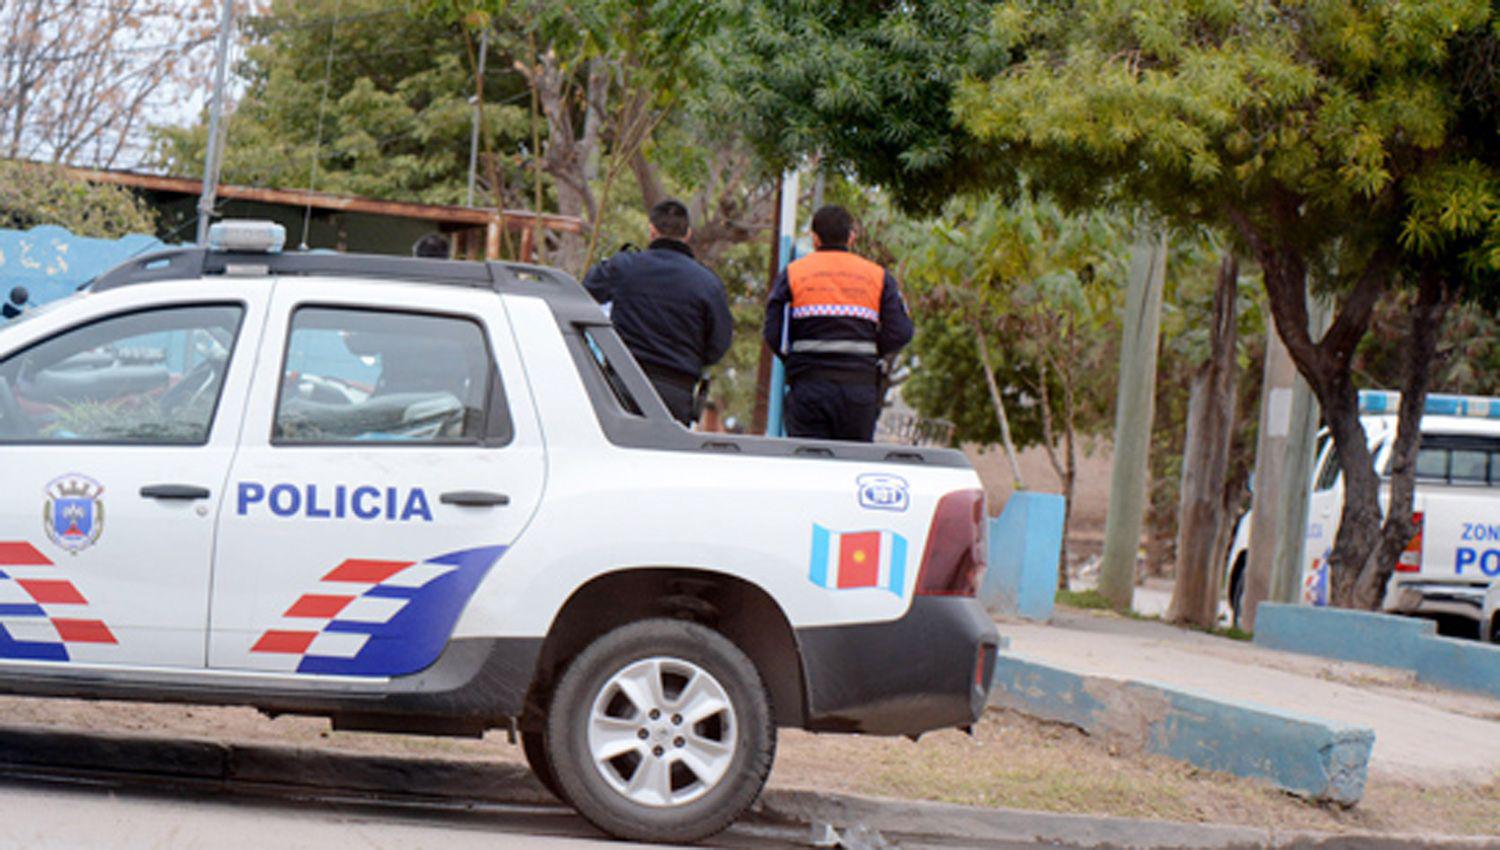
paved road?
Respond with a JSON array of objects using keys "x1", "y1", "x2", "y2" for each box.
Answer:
[{"x1": 0, "y1": 774, "x2": 805, "y2": 850}]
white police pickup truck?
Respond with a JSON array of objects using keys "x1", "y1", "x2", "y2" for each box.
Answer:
[
  {"x1": 1226, "y1": 392, "x2": 1500, "y2": 642},
  {"x1": 0, "y1": 222, "x2": 997, "y2": 843}
]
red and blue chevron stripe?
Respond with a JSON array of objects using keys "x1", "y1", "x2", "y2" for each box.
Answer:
[
  {"x1": 250, "y1": 544, "x2": 507, "y2": 677},
  {"x1": 0, "y1": 541, "x2": 117, "y2": 661}
]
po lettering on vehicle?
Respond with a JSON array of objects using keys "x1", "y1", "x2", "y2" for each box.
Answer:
[
  {"x1": 1454, "y1": 521, "x2": 1500, "y2": 577},
  {"x1": 237, "y1": 482, "x2": 434, "y2": 522}
]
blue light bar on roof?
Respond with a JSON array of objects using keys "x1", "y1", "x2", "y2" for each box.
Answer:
[{"x1": 1358, "y1": 390, "x2": 1500, "y2": 418}]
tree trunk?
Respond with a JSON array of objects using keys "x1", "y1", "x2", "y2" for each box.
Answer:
[
  {"x1": 972, "y1": 318, "x2": 1025, "y2": 490},
  {"x1": 1168, "y1": 254, "x2": 1239, "y2": 627},
  {"x1": 1228, "y1": 198, "x2": 1393, "y2": 609},
  {"x1": 1352, "y1": 271, "x2": 1451, "y2": 609}
]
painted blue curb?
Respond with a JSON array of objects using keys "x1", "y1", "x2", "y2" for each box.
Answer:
[
  {"x1": 989, "y1": 653, "x2": 1373, "y2": 804},
  {"x1": 0, "y1": 225, "x2": 164, "y2": 314},
  {"x1": 1255, "y1": 602, "x2": 1500, "y2": 699},
  {"x1": 981, "y1": 492, "x2": 1066, "y2": 621}
]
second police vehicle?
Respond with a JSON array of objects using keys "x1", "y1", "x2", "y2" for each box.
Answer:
[{"x1": 1226, "y1": 391, "x2": 1500, "y2": 642}]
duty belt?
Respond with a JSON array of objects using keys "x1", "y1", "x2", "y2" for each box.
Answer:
[{"x1": 790, "y1": 339, "x2": 879, "y2": 355}]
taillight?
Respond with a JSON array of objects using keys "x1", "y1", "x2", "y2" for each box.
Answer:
[
  {"x1": 1396, "y1": 512, "x2": 1424, "y2": 573},
  {"x1": 916, "y1": 489, "x2": 987, "y2": 596}
]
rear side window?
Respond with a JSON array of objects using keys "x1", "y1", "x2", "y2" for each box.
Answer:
[
  {"x1": 580, "y1": 327, "x2": 643, "y2": 416},
  {"x1": 274, "y1": 307, "x2": 503, "y2": 444},
  {"x1": 1403, "y1": 434, "x2": 1500, "y2": 487},
  {"x1": 0, "y1": 304, "x2": 243, "y2": 444}
]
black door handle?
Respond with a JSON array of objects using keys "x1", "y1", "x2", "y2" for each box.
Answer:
[
  {"x1": 439, "y1": 490, "x2": 510, "y2": 507},
  {"x1": 140, "y1": 484, "x2": 211, "y2": 500}
]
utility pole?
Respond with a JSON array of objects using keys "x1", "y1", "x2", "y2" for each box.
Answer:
[
  {"x1": 196, "y1": 0, "x2": 235, "y2": 244},
  {"x1": 1243, "y1": 316, "x2": 1299, "y2": 629},
  {"x1": 1269, "y1": 298, "x2": 1332, "y2": 605},
  {"x1": 763, "y1": 170, "x2": 800, "y2": 437},
  {"x1": 1097, "y1": 230, "x2": 1168, "y2": 610},
  {"x1": 465, "y1": 29, "x2": 489, "y2": 208}
]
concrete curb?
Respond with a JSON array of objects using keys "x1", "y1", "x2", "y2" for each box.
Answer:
[
  {"x1": 1255, "y1": 602, "x2": 1500, "y2": 699},
  {"x1": 0, "y1": 724, "x2": 1491, "y2": 849},
  {"x1": 989, "y1": 653, "x2": 1374, "y2": 805},
  {"x1": 757, "y1": 789, "x2": 1500, "y2": 849}
]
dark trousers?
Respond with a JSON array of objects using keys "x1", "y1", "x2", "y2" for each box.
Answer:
[
  {"x1": 642, "y1": 363, "x2": 697, "y2": 426},
  {"x1": 785, "y1": 379, "x2": 881, "y2": 442}
]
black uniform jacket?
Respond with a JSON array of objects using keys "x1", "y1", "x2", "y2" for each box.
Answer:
[{"x1": 582, "y1": 238, "x2": 734, "y2": 382}]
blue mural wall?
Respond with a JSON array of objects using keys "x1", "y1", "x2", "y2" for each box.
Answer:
[{"x1": 0, "y1": 225, "x2": 165, "y2": 318}]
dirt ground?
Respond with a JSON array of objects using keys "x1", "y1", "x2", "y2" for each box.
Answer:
[{"x1": 0, "y1": 694, "x2": 1494, "y2": 838}]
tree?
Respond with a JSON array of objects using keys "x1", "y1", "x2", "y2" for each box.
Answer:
[
  {"x1": 2, "y1": 0, "x2": 220, "y2": 167},
  {"x1": 894, "y1": 195, "x2": 1123, "y2": 582},
  {"x1": 732, "y1": 0, "x2": 1500, "y2": 610},
  {"x1": 955, "y1": 0, "x2": 1499, "y2": 611},
  {"x1": 419, "y1": 0, "x2": 728, "y2": 274},
  {"x1": 0, "y1": 161, "x2": 158, "y2": 237},
  {"x1": 153, "y1": 0, "x2": 532, "y2": 209}
]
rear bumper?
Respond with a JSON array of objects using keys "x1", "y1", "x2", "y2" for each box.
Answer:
[
  {"x1": 795, "y1": 596, "x2": 999, "y2": 736},
  {"x1": 1388, "y1": 580, "x2": 1488, "y2": 621}
]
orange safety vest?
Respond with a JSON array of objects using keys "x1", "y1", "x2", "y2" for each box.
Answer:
[{"x1": 787, "y1": 250, "x2": 885, "y2": 325}]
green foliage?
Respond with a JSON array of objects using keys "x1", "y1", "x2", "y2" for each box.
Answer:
[
  {"x1": 724, "y1": 0, "x2": 1015, "y2": 214},
  {"x1": 152, "y1": 0, "x2": 531, "y2": 205},
  {"x1": 953, "y1": 0, "x2": 1500, "y2": 291},
  {"x1": 1055, "y1": 588, "x2": 1111, "y2": 610},
  {"x1": 0, "y1": 162, "x2": 157, "y2": 237},
  {"x1": 884, "y1": 195, "x2": 1124, "y2": 449}
]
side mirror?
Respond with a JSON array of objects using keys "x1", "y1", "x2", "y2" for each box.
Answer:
[{"x1": 7, "y1": 287, "x2": 26, "y2": 306}]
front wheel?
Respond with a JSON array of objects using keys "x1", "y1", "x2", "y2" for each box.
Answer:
[{"x1": 545, "y1": 618, "x2": 775, "y2": 844}]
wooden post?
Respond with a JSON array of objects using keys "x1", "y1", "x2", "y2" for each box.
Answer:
[
  {"x1": 1243, "y1": 316, "x2": 1299, "y2": 629},
  {"x1": 519, "y1": 226, "x2": 534, "y2": 264},
  {"x1": 485, "y1": 219, "x2": 502, "y2": 260},
  {"x1": 1269, "y1": 297, "x2": 1332, "y2": 605},
  {"x1": 1097, "y1": 229, "x2": 1168, "y2": 611}
]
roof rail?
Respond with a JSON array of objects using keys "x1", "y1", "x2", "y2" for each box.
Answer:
[{"x1": 87, "y1": 246, "x2": 582, "y2": 297}]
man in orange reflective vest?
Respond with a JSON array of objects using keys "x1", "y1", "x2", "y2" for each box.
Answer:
[{"x1": 763, "y1": 205, "x2": 914, "y2": 442}]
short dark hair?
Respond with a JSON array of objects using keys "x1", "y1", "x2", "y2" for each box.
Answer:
[
  {"x1": 811, "y1": 205, "x2": 855, "y2": 246},
  {"x1": 413, "y1": 233, "x2": 451, "y2": 258},
  {"x1": 649, "y1": 199, "x2": 691, "y2": 239}
]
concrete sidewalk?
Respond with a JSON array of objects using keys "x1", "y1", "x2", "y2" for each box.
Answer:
[{"x1": 997, "y1": 608, "x2": 1500, "y2": 782}]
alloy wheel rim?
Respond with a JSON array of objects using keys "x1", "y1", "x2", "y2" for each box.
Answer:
[{"x1": 586, "y1": 656, "x2": 737, "y2": 807}]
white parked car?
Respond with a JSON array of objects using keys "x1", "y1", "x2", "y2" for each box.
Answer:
[
  {"x1": 1227, "y1": 398, "x2": 1500, "y2": 642},
  {"x1": 0, "y1": 223, "x2": 999, "y2": 843}
]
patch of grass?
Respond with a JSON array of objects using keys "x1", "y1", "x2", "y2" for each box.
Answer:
[
  {"x1": 1203, "y1": 624, "x2": 1254, "y2": 641},
  {"x1": 1056, "y1": 588, "x2": 1111, "y2": 610},
  {"x1": 1055, "y1": 588, "x2": 1161, "y2": 622}
]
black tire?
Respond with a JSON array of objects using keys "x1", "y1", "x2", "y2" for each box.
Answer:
[
  {"x1": 521, "y1": 729, "x2": 565, "y2": 801},
  {"x1": 1229, "y1": 557, "x2": 1246, "y2": 628},
  {"x1": 545, "y1": 618, "x2": 775, "y2": 844}
]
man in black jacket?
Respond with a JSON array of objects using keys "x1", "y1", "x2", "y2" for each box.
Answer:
[{"x1": 582, "y1": 200, "x2": 733, "y2": 426}]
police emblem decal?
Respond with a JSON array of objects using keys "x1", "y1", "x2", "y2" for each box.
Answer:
[
  {"x1": 857, "y1": 474, "x2": 909, "y2": 512},
  {"x1": 43, "y1": 474, "x2": 105, "y2": 554}
]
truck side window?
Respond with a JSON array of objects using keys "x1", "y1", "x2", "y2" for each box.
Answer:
[
  {"x1": 1414, "y1": 447, "x2": 1448, "y2": 481},
  {"x1": 274, "y1": 307, "x2": 496, "y2": 444},
  {"x1": 1407, "y1": 434, "x2": 1500, "y2": 486},
  {"x1": 580, "y1": 327, "x2": 644, "y2": 417},
  {"x1": 1451, "y1": 449, "x2": 1488, "y2": 484},
  {"x1": 0, "y1": 304, "x2": 243, "y2": 445}
]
